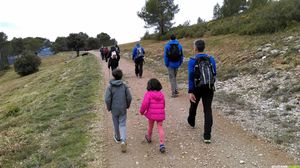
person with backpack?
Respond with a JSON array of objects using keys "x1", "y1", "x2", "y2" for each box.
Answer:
[
  {"x1": 103, "y1": 47, "x2": 110, "y2": 62},
  {"x1": 164, "y1": 34, "x2": 184, "y2": 98},
  {"x1": 132, "y1": 43, "x2": 145, "y2": 78},
  {"x1": 108, "y1": 46, "x2": 120, "y2": 72},
  {"x1": 115, "y1": 44, "x2": 120, "y2": 55},
  {"x1": 100, "y1": 47, "x2": 105, "y2": 60},
  {"x1": 187, "y1": 39, "x2": 217, "y2": 144},
  {"x1": 105, "y1": 69, "x2": 132, "y2": 152}
]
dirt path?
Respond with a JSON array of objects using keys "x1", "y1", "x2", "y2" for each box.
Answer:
[{"x1": 90, "y1": 51, "x2": 296, "y2": 168}]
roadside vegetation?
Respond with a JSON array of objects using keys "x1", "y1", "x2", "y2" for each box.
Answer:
[{"x1": 0, "y1": 52, "x2": 102, "y2": 167}]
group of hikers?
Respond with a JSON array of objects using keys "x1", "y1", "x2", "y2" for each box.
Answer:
[
  {"x1": 100, "y1": 44, "x2": 121, "y2": 72},
  {"x1": 104, "y1": 34, "x2": 217, "y2": 153}
]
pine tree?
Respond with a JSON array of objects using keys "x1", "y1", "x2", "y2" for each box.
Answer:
[
  {"x1": 137, "y1": 0, "x2": 180, "y2": 35},
  {"x1": 213, "y1": 3, "x2": 222, "y2": 19}
]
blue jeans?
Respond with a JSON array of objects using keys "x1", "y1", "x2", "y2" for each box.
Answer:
[{"x1": 112, "y1": 112, "x2": 127, "y2": 142}]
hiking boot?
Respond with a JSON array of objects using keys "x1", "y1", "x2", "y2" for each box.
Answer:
[
  {"x1": 114, "y1": 135, "x2": 121, "y2": 143},
  {"x1": 121, "y1": 141, "x2": 127, "y2": 153},
  {"x1": 145, "y1": 135, "x2": 152, "y2": 143},
  {"x1": 159, "y1": 144, "x2": 166, "y2": 153},
  {"x1": 187, "y1": 117, "x2": 195, "y2": 128},
  {"x1": 175, "y1": 90, "x2": 179, "y2": 95}
]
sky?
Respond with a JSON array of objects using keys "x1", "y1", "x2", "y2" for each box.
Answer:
[{"x1": 0, "y1": 0, "x2": 223, "y2": 44}]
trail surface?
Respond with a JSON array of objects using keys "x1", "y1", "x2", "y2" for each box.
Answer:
[{"x1": 90, "y1": 51, "x2": 296, "y2": 168}]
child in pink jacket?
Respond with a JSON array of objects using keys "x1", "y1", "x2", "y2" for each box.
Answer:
[{"x1": 140, "y1": 78, "x2": 166, "y2": 153}]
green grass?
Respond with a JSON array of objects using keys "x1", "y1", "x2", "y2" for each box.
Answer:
[{"x1": 0, "y1": 52, "x2": 102, "y2": 167}]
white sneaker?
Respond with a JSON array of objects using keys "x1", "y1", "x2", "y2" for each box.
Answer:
[{"x1": 121, "y1": 141, "x2": 127, "y2": 153}]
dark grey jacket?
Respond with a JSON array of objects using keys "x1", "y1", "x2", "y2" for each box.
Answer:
[{"x1": 104, "y1": 80, "x2": 132, "y2": 115}]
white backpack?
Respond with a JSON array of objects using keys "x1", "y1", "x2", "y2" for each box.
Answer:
[{"x1": 111, "y1": 51, "x2": 117, "y2": 59}]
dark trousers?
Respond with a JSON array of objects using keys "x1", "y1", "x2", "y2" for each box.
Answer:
[
  {"x1": 188, "y1": 87, "x2": 214, "y2": 139},
  {"x1": 135, "y1": 59, "x2": 144, "y2": 77}
]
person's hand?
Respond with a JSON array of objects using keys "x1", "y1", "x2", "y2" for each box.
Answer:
[{"x1": 189, "y1": 93, "x2": 196, "y2": 103}]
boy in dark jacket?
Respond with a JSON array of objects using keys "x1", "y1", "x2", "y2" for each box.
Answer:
[{"x1": 105, "y1": 69, "x2": 132, "y2": 152}]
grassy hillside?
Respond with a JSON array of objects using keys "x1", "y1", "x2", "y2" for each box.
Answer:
[
  {"x1": 120, "y1": 26, "x2": 300, "y2": 161},
  {"x1": 0, "y1": 52, "x2": 103, "y2": 167},
  {"x1": 122, "y1": 26, "x2": 300, "y2": 81}
]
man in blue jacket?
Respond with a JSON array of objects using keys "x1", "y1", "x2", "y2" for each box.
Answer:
[
  {"x1": 164, "y1": 34, "x2": 184, "y2": 97},
  {"x1": 187, "y1": 39, "x2": 217, "y2": 143},
  {"x1": 132, "y1": 43, "x2": 145, "y2": 78}
]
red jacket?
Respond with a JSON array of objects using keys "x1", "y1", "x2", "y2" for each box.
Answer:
[{"x1": 140, "y1": 91, "x2": 165, "y2": 121}]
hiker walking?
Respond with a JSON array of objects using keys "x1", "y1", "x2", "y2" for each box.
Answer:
[
  {"x1": 140, "y1": 78, "x2": 166, "y2": 153},
  {"x1": 187, "y1": 39, "x2": 217, "y2": 144},
  {"x1": 105, "y1": 69, "x2": 132, "y2": 152},
  {"x1": 132, "y1": 43, "x2": 145, "y2": 78},
  {"x1": 108, "y1": 46, "x2": 120, "y2": 72},
  {"x1": 103, "y1": 47, "x2": 110, "y2": 62},
  {"x1": 115, "y1": 44, "x2": 120, "y2": 55},
  {"x1": 164, "y1": 34, "x2": 184, "y2": 98},
  {"x1": 100, "y1": 47, "x2": 105, "y2": 60}
]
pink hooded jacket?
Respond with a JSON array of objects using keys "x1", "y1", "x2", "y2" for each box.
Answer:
[{"x1": 140, "y1": 91, "x2": 165, "y2": 121}]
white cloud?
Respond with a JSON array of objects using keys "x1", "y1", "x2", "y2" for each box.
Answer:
[{"x1": 0, "y1": 0, "x2": 223, "y2": 44}]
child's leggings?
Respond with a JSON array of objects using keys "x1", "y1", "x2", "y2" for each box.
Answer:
[{"x1": 147, "y1": 120, "x2": 165, "y2": 145}]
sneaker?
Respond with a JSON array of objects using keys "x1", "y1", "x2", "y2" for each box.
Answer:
[
  {"x1": 159, "y1": 144, "x2": 166, "y2": 153},
  {"x1": 175, "y1": 90, "x2": 179, "y2": 95},
  {"x1": 203, "y1": 139, "x2": 211, "y2": 144},
  {"x1": 114, "y1": 135, "x2": 121, "y2": 143},
  {"x1": 145, "y1": 135, "x2": 152, "y2": 143},
  {"x1": 203, "y1": 134, "x2": 211, "y2": 144},
  {"x1": 121, "y1": 141, "x2": 127, "y2": 153}
]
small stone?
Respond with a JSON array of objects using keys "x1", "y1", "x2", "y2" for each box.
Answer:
[
  {"x1": 258, "y1": 153, "x2": 263, "y2": 156},
  {"x1": 240, "y1": 160, "x2": 245, "y2": 164},
  {"x1": 136, "y1": 161, "x2": 139, "y2": 165},
  {"x1": 262, "y1": 56, "x2": 267, "y2": 60}
]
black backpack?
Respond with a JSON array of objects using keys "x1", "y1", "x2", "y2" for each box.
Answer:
[
  {"x1": 194, "y1": 56, "x2": 215, "y2": 88},
  {"x1": 167, "y1": 44, "x2": 181, "y2": 62}
]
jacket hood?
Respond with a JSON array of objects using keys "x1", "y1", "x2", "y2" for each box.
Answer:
[
  {"x1": 136, "y1": 43, "x2": 141, "y2": 47},
  {"x1": 110, "y1": 80, "x2": 123, "y2": 86},
  {"x1": 148, "y1": 91, "x2": 164, "y2": 101}
]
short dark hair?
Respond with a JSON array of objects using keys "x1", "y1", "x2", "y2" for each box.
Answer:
[
  {"x1": 112, "y1": 69, "x2": 123, "y2": 80},
  {"x1": 147, "y1": 78, "x2": 162, "y2": 91},
  {"x1": 170, "y1": 34, "x2": 176, "y2": 40},
  {"x1": 195, "y1": 39, "x2": 205, "y2": 52}
]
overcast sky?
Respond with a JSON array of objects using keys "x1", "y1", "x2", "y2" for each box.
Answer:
[{"x1": 0, "y1": 0, "x2": 223, "y2": 44}]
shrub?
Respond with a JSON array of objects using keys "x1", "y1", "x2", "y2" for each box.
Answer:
[{"x1": 14, "y1": 50, "x2": 41, "y2": 76}]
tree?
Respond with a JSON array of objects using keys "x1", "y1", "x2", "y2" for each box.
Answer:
[
  {"x1": 97, "y1": 32, "x2": 111, "y2": 47},
  {"x1": 221, "y1": 0, "x2": 247, "y2": 17},
  {"x1": 11, "y1": 38, "x2": 25, "y2": 55},
  {"x1": 67, "y1": 32, "x2": 88, "y2": 56},
  {"x1": 0, "y1": 32, "x2": 8, "y2": 70},
  {"x1": 14, "y1": 50, "x2": 41, "y2": 76},
  {"x1": 53, "y1": 37, "x2": 68, "y2": 53},
  {"x1": 213, "y1": 3, "x2": 222, "y2": 20},
  {"x1": 22, "y1": 37, "x2": 46, "y2": 54},
  {"x1": 86, "y1": 37, "x2": 100, "y2": 50},
  {"x1": 197, "y1": 17, "x2": 205, "y2": 24},
  {"x1": 137, "y1": 0, "x2": 180, "y2": 35},
  {"x1": 249, "y1": 0, "x2": 269, "y2": 10}
]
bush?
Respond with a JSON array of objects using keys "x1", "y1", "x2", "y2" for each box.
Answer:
[{"x1": 14, "y1": 51, "x2": 41, "y2": 76}]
